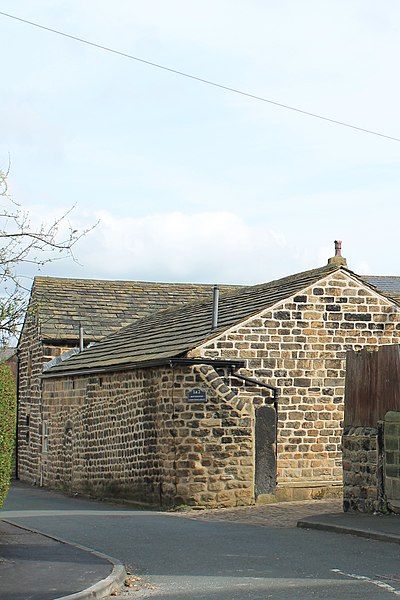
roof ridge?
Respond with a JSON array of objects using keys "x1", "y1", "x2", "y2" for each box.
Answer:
[
  {"x1": 33, "y1": 275, "x2": 241, "y2": 287},
  {"x1": 221, "y1": 262, "x2": 340, "y2": 297}
]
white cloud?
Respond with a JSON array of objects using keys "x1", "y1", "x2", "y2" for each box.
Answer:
[
  {"x1": 13, "y1": 194, "x2": 400, "y2": 289},
  {"x1": 72, "y1": 210, "x2": 288, "y2": 284}
]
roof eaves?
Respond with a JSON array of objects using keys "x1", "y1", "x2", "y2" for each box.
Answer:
[{"x1": 41, "y1": 356, "x2": 245, "y2": 379}]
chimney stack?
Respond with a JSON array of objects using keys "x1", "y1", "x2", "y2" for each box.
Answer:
[{"x1": 328, "y1": 240, "x2": 347, "y2": 267}]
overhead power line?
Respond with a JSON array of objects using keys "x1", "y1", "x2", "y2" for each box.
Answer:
[{"x1": 1, "y1": 10, "x2": 400, "y2": 143}]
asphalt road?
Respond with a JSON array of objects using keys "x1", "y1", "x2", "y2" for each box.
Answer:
[
  {"x1": 2, "y1": 483, "x2": 400, "y2": 600},
  {"x1": 0, "y1": 520, "x2": 111, "y2": 600}
]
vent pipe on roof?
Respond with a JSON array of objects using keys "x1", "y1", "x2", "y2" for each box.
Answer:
[
  {"x1": 327, "y1": 240, "x2": 347, "y2": 267},
  {"x1": 79, "y1": 323, "x2": 84, "y2": 352},
  {"x1": 212, "y1": 285, "x2": 220, "y2": 331}
]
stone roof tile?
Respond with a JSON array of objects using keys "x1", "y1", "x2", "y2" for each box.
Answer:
[
  {"x1": 32, "y1": 277, "x2": 240, "y2": 341},
  {"x1": 45, "y1": 263, "x2": 343, "y2": 375},
  {"x1": 363, "y1": 276, "x2": 400, "y2": 301}
]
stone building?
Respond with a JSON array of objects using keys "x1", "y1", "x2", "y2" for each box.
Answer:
[
  {"x1": 17, "y1": 277, "x2": 238, "y2": 483},
  {"x1": 17, "y1": 253, "x2": 400, "y2": 508}
]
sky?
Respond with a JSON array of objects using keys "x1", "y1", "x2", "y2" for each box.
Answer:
[{"x1": 1, "y1": 1, "x2": 400, "y2": 286}]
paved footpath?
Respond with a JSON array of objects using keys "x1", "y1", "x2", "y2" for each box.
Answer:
[
  {"x1": 298, "y1": 510, "x2": 400, "y2": 544},
  {"x1": 0, "y1": 520, "x2": 112, "y2": 600},
  {"x1": 3, "y1": 483, "x2": 400, "y2": 600},
  {"x1": 183, "y1": 498, "x2": 342, "y2": 527}
]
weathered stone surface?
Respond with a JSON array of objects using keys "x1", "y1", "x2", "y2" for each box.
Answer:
[
  {"x1": 386, "y1": 411, "x2": 400, "y2": 422},
  {"x1": 200, "y1": 271, "x2": 400, "y2": 488},
  {"x1": 342, "y1": 427, "x2": 380, "y2": 513}
]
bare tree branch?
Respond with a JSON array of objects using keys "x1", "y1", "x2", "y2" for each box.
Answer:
[{"x1": 0, "y1": 167, "x2": 96, "y2": 343}]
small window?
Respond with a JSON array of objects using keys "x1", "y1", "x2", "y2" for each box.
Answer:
[{"x1": 42, "y1": 421, "x2": 49, "y2": 453}]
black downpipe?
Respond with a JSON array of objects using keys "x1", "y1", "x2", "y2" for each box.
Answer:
[{"x1": 230, "y1": 371, "x2": 278, "y2": 404}]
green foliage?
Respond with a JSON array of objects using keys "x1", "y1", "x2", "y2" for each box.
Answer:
[{"x1": 0, "y1": 364, "x2": 16, "y2": 507}]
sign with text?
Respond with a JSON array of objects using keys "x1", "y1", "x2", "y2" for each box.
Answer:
[{"x1": 187, "y1": 388, "x2": 207, "y2": 403}]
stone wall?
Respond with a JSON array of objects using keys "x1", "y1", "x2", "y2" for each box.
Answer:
[
  {"x1": 18, "y1": 309, "x2": 77, "y2": 484},
  {"x1": 342, "y1": 426, "x2": 380, "y2": 512},
  {"x1": 193, "y1": 270, "x2": 400, "y2": 494},
  {"x1": 343, "y1": 413, "x2": 400, "y2": 514},
  {"x1": 168, "y1": 365, "x2": 254, "y2": 507},
  {"x1": 18, "y1": 312, "x2": 44, "y2": 483},
  {"x1": 40, "y1": 365, "x2": 255, "y2": 507},
  {"x1": 383, "y1": 411, "x2": 400, "y2": 513},
  {"x1": 41, "y1": 368, "x2": 166, "y2": 501}
]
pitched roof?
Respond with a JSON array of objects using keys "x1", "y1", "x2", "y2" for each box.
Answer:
[
  {"x1": 44, "y1": 263, "x2": 344, "y2": 376},
  {"x1": 363, "y1": 276, "x2": 400, "y2": 301},
  {"x1": 31, "y1": 277, "x2": 240, "y2": 342}
]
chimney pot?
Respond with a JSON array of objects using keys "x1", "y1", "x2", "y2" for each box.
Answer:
[
  {"x1": 334, "y1": 240, "x2": 342, "y2": 256},
  {"x1": 328, "y1": 240, "x2": 347, "y2": 266}
]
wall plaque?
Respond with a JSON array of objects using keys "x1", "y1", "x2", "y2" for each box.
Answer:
[{"x1": 187, "y1": 388, "x2": 207, "y2": 403}]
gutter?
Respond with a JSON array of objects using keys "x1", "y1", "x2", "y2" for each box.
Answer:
[
  {"x1": 41, "y1": 337, "x2": 99, "y2": 347},
  {"x1": 41, "y1": 357, "x2": 245, "y2": 379},
  {"x1": 230, "y1": 369, "x2": 278, "y2": 405}
]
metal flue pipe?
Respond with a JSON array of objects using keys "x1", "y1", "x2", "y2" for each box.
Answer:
[
  {"x1": 212, "y1": 285, "x2": 219, "y2": 330},
  {"x1": 79, "y1": 323, "x2": 84, "y2": 352}
]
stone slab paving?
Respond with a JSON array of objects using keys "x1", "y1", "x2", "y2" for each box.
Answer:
[{"x1": 179, "y1": 498, "x2": 342, "y2": 527}]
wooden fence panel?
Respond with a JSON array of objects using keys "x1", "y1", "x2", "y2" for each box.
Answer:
[
  {"x1": 344, "y1": 349, "x2": 379, "y2": 427},
  {"x1": 377, "y1": 345, "x2": 400, "y2": 419},
  {"x1": 345, "y1": 345, "x2": 400, "y2": 426}
]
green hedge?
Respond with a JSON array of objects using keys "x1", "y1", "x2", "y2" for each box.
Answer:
[{"x1": 0, "y1": 364, "x2": 16, "y2": 507}]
